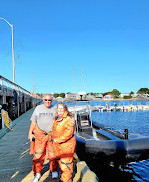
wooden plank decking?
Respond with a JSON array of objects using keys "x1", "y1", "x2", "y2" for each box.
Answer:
[{"x1": 0, "y1": 108, "x2": 60, "y2": 182}]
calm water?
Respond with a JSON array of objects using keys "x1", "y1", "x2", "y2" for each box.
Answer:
[{"x1": 53, "y1": 100, "x2": 149, "y2": 181}]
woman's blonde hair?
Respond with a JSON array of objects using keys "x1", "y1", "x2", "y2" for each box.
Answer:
[
  {"x1": 57, "y1": 102, "x2": 68, "y2": 111},
  {"x1": 57, "y1": 102, "x2": 74, "y2": 117}
]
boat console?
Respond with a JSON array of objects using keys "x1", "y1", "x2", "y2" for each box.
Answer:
[{"x1": 76, "y1": 112, "x2": 93, "y2": 135}]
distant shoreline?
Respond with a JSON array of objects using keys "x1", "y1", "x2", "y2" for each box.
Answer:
[{"x1": 54, "y1": 98, "x2": 149, "y2": 102}]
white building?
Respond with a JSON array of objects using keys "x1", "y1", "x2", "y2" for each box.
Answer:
[
  {"x1": 55, "y1": 96, "x2": 63, "y2": 101},
  {"x1": 95, "y1": 93, "x2": 103, "y2": 98},
  {"x1": 65, "y1": 93, "x2": 78, "y2": 100},
  {"x1": 77, "y1": 92, "x2": 86, "y2": 100},
  {"x1": 65, "y1": 92, "x2": 87, "y2": 100},
  {"x1": 103, "y1": 94, "x2": 114, "y2": 100},
  {"x1": 119, "y1": 93, "x2": 130, "y2": 98},
  {"x1": 86, "y1": 93, "x2": 95, "y2": 100},
  {"x1": 131, "y1": 93, "x2": 138, "y2": 98}
]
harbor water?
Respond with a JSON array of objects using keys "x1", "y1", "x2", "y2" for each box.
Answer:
[{"x1": 56, "y1": 100, "x2": 149, "y2": 182}]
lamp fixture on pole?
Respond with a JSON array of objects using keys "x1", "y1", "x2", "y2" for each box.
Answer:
[{"x1": 0, "y1": 17, "x2": 15, "y2": 83}]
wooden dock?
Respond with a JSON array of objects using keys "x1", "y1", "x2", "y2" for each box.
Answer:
[
  {"x1": 0, "y1": 107, "x2": 99, "y2": 182},
  {"x1": 0, "y1": 108, "x2": 60, "y2": 182}
]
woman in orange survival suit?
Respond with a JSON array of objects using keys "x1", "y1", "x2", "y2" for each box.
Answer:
[{"x1": 52, "y1": 103, "x2": 76, "y2": 182}]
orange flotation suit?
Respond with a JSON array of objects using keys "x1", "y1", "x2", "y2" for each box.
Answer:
[
  {"x1": 52, "y1": 111, "x2": 76, "y2": 182},
  {"x1": 30, "y1": 124, "x2": 57, "y2": 175}
]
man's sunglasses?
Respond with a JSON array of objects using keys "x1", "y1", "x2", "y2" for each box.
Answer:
[{"x1": 44, "y1": 99, "x2": 52, "y2": 102}]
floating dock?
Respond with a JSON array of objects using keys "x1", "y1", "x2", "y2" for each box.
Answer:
[{"x1": 91, "y1": 104, "x2": 149, "y2": 112}]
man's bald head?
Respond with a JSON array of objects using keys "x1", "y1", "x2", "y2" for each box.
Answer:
[{"x1": 43, "y1": 94, "x2": 52, "y2": 108}]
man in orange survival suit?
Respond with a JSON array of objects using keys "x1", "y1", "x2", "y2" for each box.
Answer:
[
  {"x1": 52, "y1": 103, "x2": 76, "y2": 182},
  {"x1": 28, "y1": 94, "x2": 58, "y2": 182}
]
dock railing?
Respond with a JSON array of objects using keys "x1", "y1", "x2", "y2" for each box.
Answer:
[
  {"x1": 0, "y1": 75, "x2": 31, "y2": 96},
  {"x1": 0, "y1": 75, "x2": 41, "y2": 118}
]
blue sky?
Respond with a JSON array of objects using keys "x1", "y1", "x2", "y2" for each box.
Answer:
[{"x1": 0, "y1": 0, "x2": 149, "y2": 94}]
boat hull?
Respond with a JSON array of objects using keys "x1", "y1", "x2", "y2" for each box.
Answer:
[{"x1": 75, "y1": 133, "x2": 149, "y2": 164}]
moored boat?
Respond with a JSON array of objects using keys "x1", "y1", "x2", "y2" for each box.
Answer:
[{"x1": 70, "y1": 105, "x2": 149, "y2": 167}]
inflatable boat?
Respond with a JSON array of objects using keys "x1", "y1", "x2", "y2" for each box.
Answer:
[{"x1": 73, "y1": 106, "x2": 149, "y2": 166}]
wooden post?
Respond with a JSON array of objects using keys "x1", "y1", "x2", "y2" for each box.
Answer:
[{"x1": 24, "y1": 95, "x2": 26, "y2": 112}]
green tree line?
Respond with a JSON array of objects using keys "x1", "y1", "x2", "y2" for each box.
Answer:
[{"x1": 37, "y1": 88, "x2": 149, "y2": 98}]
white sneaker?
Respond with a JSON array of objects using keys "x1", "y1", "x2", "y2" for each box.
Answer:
[
  {"x1": 32, "y1": 173, "x2": 41, "y2": 182},
  {"x1": 52, "y1": 171, "x2": 58, "y2": 179}
]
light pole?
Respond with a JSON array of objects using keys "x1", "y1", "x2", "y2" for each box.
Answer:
[{"x1": 0, "y1": 17, "x2": 15, "y2": 83}]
